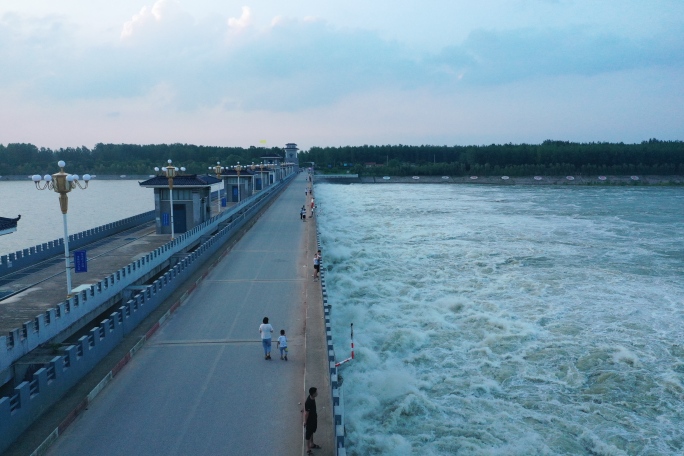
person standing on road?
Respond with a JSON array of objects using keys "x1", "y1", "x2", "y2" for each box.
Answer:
[
  {"x1": 304, "y1": 387, "x2": 320, "y2": 454},
  {"x1": 300, "y1": 205, "x2": 306, "y2": 221},
  {"x1": 259, "y1": 317, "x2": 273, "y2": 360},
  {"x1": 277, "y1": 329, "x2": 288, "y2": 360}
]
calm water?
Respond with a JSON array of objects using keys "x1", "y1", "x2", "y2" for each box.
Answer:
[
  {"x1": 0, "y1": 180, "x2": 157, "y2": 255},
  {"x1": 316, "y1": 184, "x2": 684, "y2": 456}
]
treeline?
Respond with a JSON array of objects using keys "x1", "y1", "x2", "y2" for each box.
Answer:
[
  {"x1": 299, "y1": 139, "x2": 684, "y2": 176},
  {"x1": 0, "y1": 143, "x2": 284, "y2": 175},
  {"x1": 2, "y1": 140, "x2": 684, "y2": 177}
]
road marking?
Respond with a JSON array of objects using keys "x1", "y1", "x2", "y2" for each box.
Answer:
[
  {"x1": 151, "y1": 339, "x2": 260, "y2": 346},
  {"x1": 205, "y1": 279, "x2": 305, "y2": 283}
]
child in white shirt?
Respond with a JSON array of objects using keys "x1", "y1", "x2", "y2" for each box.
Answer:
[{"x1": 277, "y1": 329, "x2": 288, "y2": 361}]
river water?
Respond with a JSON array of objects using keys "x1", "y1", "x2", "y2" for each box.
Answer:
[
  {"x1": 0, "y1": 180, "x2": 156, "y2": 255},
  {"x1": 316, "y1": 184, "x2": 684, "y2": 456},
  {"x1": 0, "y1": 179, "x2": 232, "y2": 256}
]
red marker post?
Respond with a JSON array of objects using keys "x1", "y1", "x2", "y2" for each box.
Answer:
[{"x1": 335, "y1": 323, "x2": 354, "y2": 367}]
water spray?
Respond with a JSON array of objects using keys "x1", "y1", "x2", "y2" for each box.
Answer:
[{"x1": 335, "y1": 323, "x2": 354, "y2": 367}]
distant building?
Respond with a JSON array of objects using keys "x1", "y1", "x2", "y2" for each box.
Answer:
[
  {"x1": 284, "y1": 143, "x2": 299, "y2": 168},
  {"x1": 0, "y1": 215, "x2": 20, "y2": 236}
]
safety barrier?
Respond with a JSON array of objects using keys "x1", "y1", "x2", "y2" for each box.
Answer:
[
  {"x1": 0, "y1": 211, "x2": 156, "y2": 278},
  {"x1": 0, "y1": 174, "x2": 295, "y2": 454},
  {"x1": 316, "y1": 231, "x2": 349, "y2": 456}
]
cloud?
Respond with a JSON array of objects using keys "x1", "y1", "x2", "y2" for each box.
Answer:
[
  {"x1": 227, "y1": 6, "x2": 252, "y2": 32},
  {"x1": 433, "y1": 26, "x2": 684, "y2": 84},
  {"x1": 1, "y1": 3, "x2": 683, "y2": 115},
  {"x1": 121, "y1": 0, "x2": 185, "y2": 40}
]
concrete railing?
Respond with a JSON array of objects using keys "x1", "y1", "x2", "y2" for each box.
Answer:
[
  {"x1": 0, "y1": 174, "x2": 295, "y2": 454},
  {"x1": 0, "y1": 177, "x2": 292, "y2": 375},
  {"x1": 0, "y1": 211, "x2": 156, "y2": 278},
  {"x1": 316, "y1": 231, "x2": 349, "y2": 456}
]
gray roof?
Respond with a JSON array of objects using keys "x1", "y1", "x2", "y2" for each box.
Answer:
[
  {"x1": 221, "y1": 169, "x2": 256, "y2": 176},
  {"x1": 0, "y1": 215, "x2": 20, "y2": 235},
  {"x1": 138, "y1": 174, "x2": 221, "y2": 188}
]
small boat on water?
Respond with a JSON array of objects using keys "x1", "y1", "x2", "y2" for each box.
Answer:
[{"x1": 0, "y1": 215, "x2": 20, "y2": 236}]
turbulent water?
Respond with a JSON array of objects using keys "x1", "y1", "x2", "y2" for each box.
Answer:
[{"x1": 316, "y1": 184, "x2": 684, "y2": 456}]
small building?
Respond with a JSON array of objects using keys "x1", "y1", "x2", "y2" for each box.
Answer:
[
  {"x1": 139, "y1": 174, "x2": 220, "y2": 235},
  {"x1": 0, "y1": 215, "x2": 20, "y2": 236},
  {"x1": 261, "y1": 155, "x2": 287, "y2": 183},
  {"x1": 220, "y1": 168, "x2": 255, "y2": 203}
]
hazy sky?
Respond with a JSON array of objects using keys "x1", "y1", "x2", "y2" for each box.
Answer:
[{"x1": 1, "y1": 0, "x2": 682, "y2": 151}]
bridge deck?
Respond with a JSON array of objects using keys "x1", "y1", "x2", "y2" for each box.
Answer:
[{"x1": 0, "y1": 222, "x2": 170, "y2": 341}]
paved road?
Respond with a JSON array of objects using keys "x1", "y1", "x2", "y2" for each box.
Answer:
[{"x1": 44, "y1": 173, "x2": 326, "y2": 456}]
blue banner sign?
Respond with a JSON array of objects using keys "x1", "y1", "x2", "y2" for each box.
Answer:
[
  {"x1": 74, "y1": 250, "x2": 87, "y2": 273},
  {"x1": 221, "y1": 197, "x2": 227, "y2": 207},
  {"x1": 162, "y1": 213, "x2": 170, "y2": 226}
]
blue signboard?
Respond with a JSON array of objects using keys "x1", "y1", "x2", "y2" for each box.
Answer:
[
  {"x1": 221, "y1": 197, "x2": 227, "y2": 207},
  {"x1": 74, "y1": 250, "x2": 87, "y2": 273},
  {"x1": 162, "y1": 213, "x2": 170, "y2": 226}
]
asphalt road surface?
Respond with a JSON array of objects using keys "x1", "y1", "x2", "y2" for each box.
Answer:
[{"x1": 46, "y1": 173, "x2": 315, "y2": 456}]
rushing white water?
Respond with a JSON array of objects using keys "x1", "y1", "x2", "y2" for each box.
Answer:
[{"x1": 316, "y1": 184, "x2": 684, "y2": 456}]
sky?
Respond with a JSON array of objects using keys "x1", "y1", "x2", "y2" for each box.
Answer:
[{"x1": 0, "y1": 0, "x2": 683, "y2": 151}]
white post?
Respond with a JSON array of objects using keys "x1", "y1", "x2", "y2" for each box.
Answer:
[{"x1": 62, "y1": 213, "x2": 72, "y2": 295}]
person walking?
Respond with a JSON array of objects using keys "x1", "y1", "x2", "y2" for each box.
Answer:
[
  {"x1": 277, "y1": 329, "x2": 288, "y2": 360},
  {"x1": 300, "y1": 205, "x2": 306, "y2": 221},
  {"x1": 259, "y1": 317, "x2": 273, "y2": 360},
  {"x1": 304, "y1": 387, "x2": 320, "y2": 454},
  {"x1": 312, "y1": 252, "x2": 320, "y2": 281}
]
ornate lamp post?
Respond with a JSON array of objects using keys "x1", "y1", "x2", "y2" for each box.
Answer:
[
  {"x1": 208, "y1": 161, "x2": 224, "y2": 214},
  {"x1": 155, "y1": 159, "x2": 185, "y2": 239},
  {"x1": 235, "y1": 162, "x2": 242, "y2": 202},
  {"x1": 259, "y1": 162, "x2": 265, "y2": 190},
  {"x1": 250, "y1": 162, "x2": 256, "y2": 194},
  {"x1": 32, "y1": 160, "x2": 91, "y2": 296}
]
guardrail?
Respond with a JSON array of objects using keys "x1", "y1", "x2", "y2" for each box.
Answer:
[
  {"x1": 316, "y1": 231, "x2": 349, "y2": 456},
  {"x1": 0, "y1": 211, "x2": 156, "y2": 278},
  {"x1": 0, "y1": 178, "x2": 292, "y2": 375},
  {"x1": 0, "y1": 174, "x2": 295, "y2": 454}
]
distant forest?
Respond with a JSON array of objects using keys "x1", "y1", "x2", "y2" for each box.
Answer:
[
  {"x1": 299, "y1": 139, "x2": 684, "y2": 176},
  {"x1": 1, "y1": 139, "x2": 683, "y2": 177},
  {"x1": 0, "y1": 143, "x2": 284, "y2": 176}
]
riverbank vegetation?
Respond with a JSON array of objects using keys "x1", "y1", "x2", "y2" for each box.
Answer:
[
  {"x1": 0, "y1": 143, "x2": 283, "y2": 175},
  {"x1": 1, "y1": 140, "x2": 682, "y2": 177},
  {"x1": 300, "y1": 140, "x2": 684, "y2": 176}
]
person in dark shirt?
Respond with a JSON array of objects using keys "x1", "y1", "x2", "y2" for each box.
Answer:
[{"x1": 304, "y1": 387, "x2": 320, "y2": 454}]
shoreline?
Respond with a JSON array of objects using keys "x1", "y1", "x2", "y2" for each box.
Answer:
[
  {"x1": 315, "y1": 174, "x2": 684, "y2": 186},
  {"x1": 2, "y1": 174, "x2": 683, "y2": 185}
]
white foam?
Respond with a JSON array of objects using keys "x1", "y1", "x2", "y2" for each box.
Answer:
[{"x1": 318, "y1": 184, "x2": 684, "y2": 455}]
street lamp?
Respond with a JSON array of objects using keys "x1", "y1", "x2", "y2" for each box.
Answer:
[
  {"x1": 235, "y1": 162, "x2": 242, "y2": 202},
  {"x1": 32, "y1": 160, "x2": 91, "y2": 297},
  {"x1": 259, "y1": 162, "x2": 265, "y2": 190},
  {"x1": 155, "y1": 159, "x2": 185, "y2": 239},
  {"x1": 208, "y1": 161, "x2": 224, "y2": 214},
  {"x1": 250, "y1": 162, "x2": 256, "y2": 195}
]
